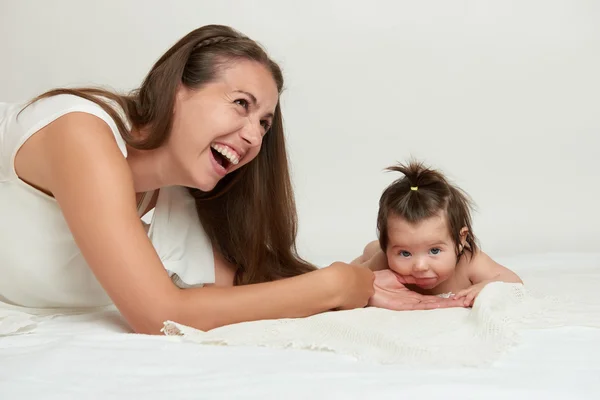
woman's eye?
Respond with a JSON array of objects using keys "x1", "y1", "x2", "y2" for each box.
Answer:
[
  {"x1": 399, "y1": 251, "x2": 411, "y2": 257},
  {"x1": 234, "y1": 99, "x2": 249, "y2": 109},
  {"x1": 430, "y1": 248, "x2": 441, "y2": 255},
  {"x1": 260, "y1": 120, "x2": 271, "y2": 131}
]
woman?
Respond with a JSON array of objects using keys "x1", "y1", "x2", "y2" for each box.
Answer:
[{"x1": 0, "y1": 25, "x2": 458, "y2": 335}]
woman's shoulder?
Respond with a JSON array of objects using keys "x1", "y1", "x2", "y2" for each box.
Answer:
[
  {"x1": 18, "y1": 93, "x2": 129, "y2": 156},
  {"x1": 1, "y1": 93, "x2": 131, "y2": 184}
]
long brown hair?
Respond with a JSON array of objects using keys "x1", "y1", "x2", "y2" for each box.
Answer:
[
  {"x1": 376, "y1": 160, "x2": 478, "y2": 261},
  {"x1": 22, "y1": 24, "x2": 316, "y2": 285}
]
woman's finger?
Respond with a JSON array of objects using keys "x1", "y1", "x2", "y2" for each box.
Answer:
[
  {"x1": 403, "y1": 296, "x2": 466, "y2": 310},
  {"x1": 408, "y1": 299, "x2": 466, "y2": 310}
]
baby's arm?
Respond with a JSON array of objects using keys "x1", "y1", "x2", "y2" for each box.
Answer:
[
  {"x1": 454, "y1": 251, "x2": 523, "y2": 306},
  {"x1": 350, "y1": 240, "x2": 389, "y2": 271},
  {"x1": 466, "y1": 251, "x2": 523, "y2": 285}
]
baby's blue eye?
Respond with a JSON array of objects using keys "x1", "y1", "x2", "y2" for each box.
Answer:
[
  {"x1": 430, "y1": 248, "x2": 441, "y2": 255},
  {"x1": 399, "y1": 251, "x2": 411, "y2": 257}
]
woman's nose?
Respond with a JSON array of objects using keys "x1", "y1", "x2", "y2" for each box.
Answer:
[{"x1": 240, "y1": 120, "x2": 262, "y2": 146}]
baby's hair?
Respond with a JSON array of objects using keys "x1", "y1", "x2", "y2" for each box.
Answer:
[{"x1": 376, "y1": 160, "x2": 478, "y2": 260}]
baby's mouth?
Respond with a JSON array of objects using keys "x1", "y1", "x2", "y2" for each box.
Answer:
[{"x1": 413, "y1": 277, "x2": 438, "y2": 288}]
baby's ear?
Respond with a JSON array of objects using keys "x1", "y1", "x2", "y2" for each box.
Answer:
[{"x1": 459, "y1": 227, "x2": 469, "y2": 246}]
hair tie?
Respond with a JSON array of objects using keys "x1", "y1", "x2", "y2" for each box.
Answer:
[{"x1": 410, "y1": 186, "x2": 418, "y2": 191}]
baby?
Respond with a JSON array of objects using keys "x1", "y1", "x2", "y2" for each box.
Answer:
[{"x1": 355, "y1": 160, "x2": 522, "y2": 307}]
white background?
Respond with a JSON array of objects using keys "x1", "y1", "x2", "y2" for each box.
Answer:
[{"x1": 1, "y1": 0, "x2": 598, "y2": 265}]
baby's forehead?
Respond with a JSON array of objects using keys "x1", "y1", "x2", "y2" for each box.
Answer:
[{"x1": 387, "y1": 214, "x2": 453, "y2": 246}]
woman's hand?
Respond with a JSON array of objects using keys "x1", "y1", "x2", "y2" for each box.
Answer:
[
  {"x1": 368, "y1": 269, "x2": 466, "y2": 310},
  {"x1": 326, "y1": 262, "x2": 375, "y2": 310}
]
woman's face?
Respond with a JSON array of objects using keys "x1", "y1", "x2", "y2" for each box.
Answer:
[{"x1": 168, "y1": 59, "x2": 279, "y2": 191}]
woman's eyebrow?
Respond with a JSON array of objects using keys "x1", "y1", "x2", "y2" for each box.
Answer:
[
  {"x1": 234, "y1": 90, "x2": 274, "y2": 119},
  {"x1": 234, "y1": 90, "x2": 258, "y2": 105}
]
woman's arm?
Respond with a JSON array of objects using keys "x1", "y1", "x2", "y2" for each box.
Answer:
[
  {"x1": 175, "y1": 264, "x2": 366, "y2": 331},
  {"x1": 40, "y1": 113, "x2": 372, "y2": 334}
]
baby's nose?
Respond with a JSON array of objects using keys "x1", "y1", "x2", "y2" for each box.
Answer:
[{"x1": 413, "y1": 259, "x2": 428, "y2": 271}]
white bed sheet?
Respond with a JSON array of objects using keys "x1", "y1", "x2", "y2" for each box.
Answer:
[{"x1": 1, "y1": 253, "x2": 599, "y2": 399}]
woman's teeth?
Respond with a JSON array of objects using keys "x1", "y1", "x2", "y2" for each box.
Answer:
[{"x1": 210, "y1": 144, "x2": 240, "y2": 165}]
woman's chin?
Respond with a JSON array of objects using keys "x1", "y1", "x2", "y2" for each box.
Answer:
[
  {"x1": 195, "y1": 181, "x2": 219, "y2": 193},
  {"x1": 184, "y1": 174, "x2": 220, "y2": 193}
]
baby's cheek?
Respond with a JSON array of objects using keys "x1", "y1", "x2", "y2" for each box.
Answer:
[
  {"x1": 438, "y1": 260, "x2": 457, "y2": 279},
  {"x1": 387, "y1": 259, "x2": 407, "y2": 275}
]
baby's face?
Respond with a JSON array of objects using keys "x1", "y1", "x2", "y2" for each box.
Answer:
[{"x1": 385, "y1": 212, "x2": 458, "y2": 289}]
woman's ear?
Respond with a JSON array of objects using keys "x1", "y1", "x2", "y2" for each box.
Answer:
[{"x1": 174, "y1": 82, "x2": 192, "y2": 113}]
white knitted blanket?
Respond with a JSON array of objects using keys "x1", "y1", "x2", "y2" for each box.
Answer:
[
  {"x1": 3, "y1": 255, "x2": 600, "y2": 366},
  {"x1": 162, "y1": 280, "x2": 600, "y2": 366}
]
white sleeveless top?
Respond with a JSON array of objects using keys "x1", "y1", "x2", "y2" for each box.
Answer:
[{"x1": 0, "y1": 95, "x2": 215, "y2": 309}]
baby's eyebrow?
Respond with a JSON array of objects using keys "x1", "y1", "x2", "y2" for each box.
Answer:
[{"x1": 429, "y1": 243, "x2": 446, "y2": 247}]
